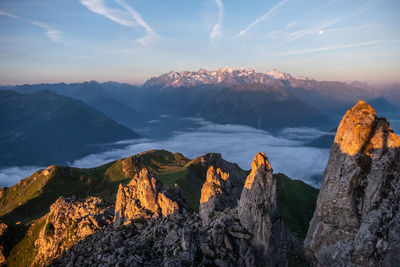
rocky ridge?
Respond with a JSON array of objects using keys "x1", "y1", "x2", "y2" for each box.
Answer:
[
  {"x1": 304, "y1": 100, "x2": 400, "y2": 266},
  {"x1": 113, "y1": 168, "x2": 180, "y2": 228},
  {"x1": 33, "y1": 196, "x2": 113, "y2": 266},
  {"x1": 54, "y1": 153, "x2": 306, "y2": 267},
  {"x1": 199, "y1": 158, "x2": 245, "y2": 224},
  {"x1": 142, "y1": 67, "x2": 288, "y2": 88}
]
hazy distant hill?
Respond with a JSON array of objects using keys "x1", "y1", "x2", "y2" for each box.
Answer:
[
  {"x1": 198, "y1": 83, "x2": 330, "y2": 130},
  {"x1": 9, "y1": 81, "x2": 146, "y2": 129},
  {"x1": 0, "y1": 90, "x2": 140, "y2": 167}
]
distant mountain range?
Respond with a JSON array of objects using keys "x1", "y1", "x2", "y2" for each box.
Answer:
[
  {"x1": 198, "y1": 83, "x2": 330, "y2": 129},
  {"x1": 2, "y1": 67, "x2": 398, "y2": 125},
  {"x1": 1, "y1": 67, "x2": 399, "y2": 167},
  {"x1": 0, "y1": 90, "x2": 140, "y2": 168},
  {"x1": 142, "y1": 67, "x2": 399, "y2": 113}
]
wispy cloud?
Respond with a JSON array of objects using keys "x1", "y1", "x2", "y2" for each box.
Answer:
[
  {"x1": 209, "y1": 0, "x2": 224, "y2": 40},
  {"x1": 80, "y1": 0, "x2": 158, "y2": 45},
  {"x1": 0, "y1": 9, "x2": 20, "y2": 19},
  {"x1": 30, "y1": 21, "x2": 63, "y2": 43},
  {"x1": 282, "y1": 4, "x2": 374, "y2": 44},
  {"x1": 0, "y1": 9, "x2": 63, "y2": 43},
  {"x1": 283, "y1": 18, "x2": 340, "y2": 44},
  {"x1": 279, "y1": 40, "x2": 386, "y2": 56},
  {"x1": 285, "y1": 20, "x2": 297, "y2": 29},
  {"x1": 236, "y1": 0, "x2": 290, "y2": 38}
]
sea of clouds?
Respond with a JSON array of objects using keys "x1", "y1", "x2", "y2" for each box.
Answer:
[{"x1": 0, "y1": 118, "x2": 331, "y2": 188}]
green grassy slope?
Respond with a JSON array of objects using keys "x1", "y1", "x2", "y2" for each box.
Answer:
[{"x1": 275, "y1": 173, "x2": 319, "y2": 239}]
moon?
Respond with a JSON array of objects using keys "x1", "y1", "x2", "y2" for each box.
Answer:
[{"x1": 318, "y1": 30, "x2": 324, "y2": 35}]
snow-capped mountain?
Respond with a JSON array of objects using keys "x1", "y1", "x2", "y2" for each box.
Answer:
[
  {"x1": 141, "y1": 66, "x2": 379, "y2": 113},
  {"x1": 142, "y1": 67, "x2": 300, "y2": 88}
]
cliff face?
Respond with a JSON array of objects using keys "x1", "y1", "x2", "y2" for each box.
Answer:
[
  {"x1": 199, "y1": 158, "x2": 245, "y2": 224},
  {"x1": 238, "y1": 153, "x2": 276, "y2": 253},
  {"x1": 33, "y1": 196, "x2": 113, "y2": 266},
  {"x1": 113, "y1": 168, "x2": 180, "y2": 228},
  {"x1": 304, "y1": 100, "x2": 400, "y2": 266},
  {"x1": 237, "y1": 152, "x2": 299, "y2": 266}
]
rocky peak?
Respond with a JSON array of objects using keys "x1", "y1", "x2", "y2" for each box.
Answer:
[
  {"x1": 266, "y1": 69, "x2": 292, "y2": 80},
  {"x1": 335, "y1": 100, "x2": 399, "y2": 156},
  {"x1": 244, "y1": 152, "x2": 272, "y2": 190},
  {"x1": 34, "y1": 196, "x2": 113, "y2": 266},
  {"x1": 334, "y1": 100, "x2": 377, "y2": 155},
  {"x1": 113, "y1": 168, "x2": 179, "y2": 228},
  {"x1": 199, "y1": 164, "x2": 245, "y2": 224},
  {"x1": 304, "y1": 100, "x2": 400, "y2": 266},
  {"x1": 238, "y1": 153, "x2": 282, "y2": 263}
]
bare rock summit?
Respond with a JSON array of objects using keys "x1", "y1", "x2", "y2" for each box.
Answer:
[
  {"x1": 113, "y1": 168, "x2": 180, "y2": 228},
  {"x1": 33, "y1": 196, "x2": 113, "y2": 266},
  {"x1": 304, "y1": 100, "x2": 400, "y2": 266}
]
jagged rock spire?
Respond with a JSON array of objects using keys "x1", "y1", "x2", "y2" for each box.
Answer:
[
  {"x1": 33, "y1": 196, "x2": 113, "y2": 266},
  {"x1": 113, "y1": 168, "x2": 179, "y2": 228},
  {"x1": 198, "y1": 153, "x2": 246, "y2": 224},
  {"x1": 238, "y1": 152, "x2": 285, "y2": 265},
  {"x1": 304, "y1": 100, "x2": 400, "y2": 266}
]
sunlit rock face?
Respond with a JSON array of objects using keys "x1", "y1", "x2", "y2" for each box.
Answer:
[
  {"x1": 239, "y1": 152, "x2": 276, "y2": 247},
  {"x1": 237, "y1": 152, "x2": 291, "y2": 266},
  {"x1": 113, "y1": 168, "x2": 179, "y2": 228},
  {"x1": 0, "y1": 223, "x2": 7, "y2": 265},
  {"x1": 33, "y1": 196, "x2": 113, "y2": 266},
  {"x1": 199, "y1": 164, "x2": 245, "y2": 224},
  {"x1": 334, "y1": 100, "x2": 400, "y2": 155},
  {"x1": 304, "y1": 100, "x2": 400, "y2": 266}
]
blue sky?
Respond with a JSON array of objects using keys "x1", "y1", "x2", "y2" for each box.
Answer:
[{"x1": 0, "y1": 0, "x2": 399, "y2": 84}]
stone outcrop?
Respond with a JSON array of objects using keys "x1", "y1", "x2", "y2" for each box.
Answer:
[
  {"x1": 54, "y1": 210, "x2": 258, "y2": 267},
  {"x1": 238, "y1": 152, "x2": 289, "y2": 265},
  {"x1": 199, "y1": 159, "x2": 245, "y2": 224},
  {"x1": 0, "y1": 223, "x2": 7, "y2": 265},
  {"x1": 113, "y1": 168, "x2": 179, "y2": 228},
  {"x1": 54, "y1": 152, "x2": 307, "y2": 267},
  {"x1": 33, "y1": 196, "x2": 113, "y2": 266},
  {"x1": 304, "y1": 100, "x2": 400, "y2": 266}
]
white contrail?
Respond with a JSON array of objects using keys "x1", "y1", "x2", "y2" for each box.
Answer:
[{"x1": 210, "y1": 0, "x2": 224, "y2": 40}]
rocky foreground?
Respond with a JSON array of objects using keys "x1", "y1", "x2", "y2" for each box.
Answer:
[{"x1": 0, "y1": 100, "x2": 399, "y2": 266}]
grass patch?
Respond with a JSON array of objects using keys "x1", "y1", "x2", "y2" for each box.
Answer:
[
  {"x1": 275, "y1": 173, "x2": 319, "y2": 239},
  {"x1": 6, "y1": 216, "x2": 46, "y2": 267}
]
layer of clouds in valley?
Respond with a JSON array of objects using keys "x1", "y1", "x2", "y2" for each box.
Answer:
[
  {"x1": 0, "y1": 166, "x2": 45, "y2": 188},
  {"x1": 0, "y1": 119, "x2": 331, "y2": 188}
]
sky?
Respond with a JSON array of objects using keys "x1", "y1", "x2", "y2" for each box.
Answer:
[{"x1": 0, "y1": 0, "x2": 399, "y2": 85}]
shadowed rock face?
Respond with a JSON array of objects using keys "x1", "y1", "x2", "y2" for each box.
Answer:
[
  {"x1": 238, "y1": 152, "x2": 292, "y2": 266},
  {"x1": 113, "y1": 169, "x2": 179, "y2": 228},
  {"x1": 199, "y1": 159, "x2": 246, "y2": 224},
  {"x1": 33, "y1": 196, "x2": 113, "y2": 266},
  {"x1": 238, "y1": 152, "x2": 276, "y2": 247},
  {"x1": 0, "y1": 223, "x2": 7, "y2": 265},
  {"x1": 304, "y1": 100, "x2": 400, "y2": 266}
]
